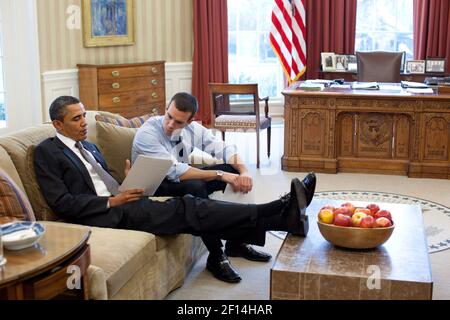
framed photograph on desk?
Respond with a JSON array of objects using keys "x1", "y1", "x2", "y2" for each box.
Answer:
[
  {"x1": 335, "y1": 55, "x2": 349, "y2": 71},
  {"x1": 347, "y1": 55, "x2": 357, "y2": 71},
  {"x1": 425, "y1": 58, "x2": 446, "y2": 73},
  {"x1": 321, "y1": 52, "x2": 336, "y2": 71},
  {"x1": 405, "y1": 60, "x2": 426, "y2": 74},
  {"x1": 82, "y1": 0, "x2": 135, "y2": 47}
]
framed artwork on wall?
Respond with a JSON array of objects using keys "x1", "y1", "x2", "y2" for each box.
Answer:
[{"x1": 82, "y1": 0, "x2": 135, "y2": 47}]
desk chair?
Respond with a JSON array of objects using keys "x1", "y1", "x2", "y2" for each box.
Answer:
[
  {"x1": 208, "y1": 83, "x2": 271, "y2": 169},
  {"x1": 356, "y1": 51, "x2": 404, "y2": 82}
]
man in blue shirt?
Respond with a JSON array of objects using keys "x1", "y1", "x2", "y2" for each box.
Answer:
[{"x1": 132, "y1": 92, "x2": 316, "y2": 283}]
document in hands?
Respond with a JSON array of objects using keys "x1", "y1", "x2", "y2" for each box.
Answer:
[
  {"x1": 209, "y1": 184, "x2": 255, "y2": 204},
  {"x1": 119, "y1": 155, "x2": 173, "y2": 196}
]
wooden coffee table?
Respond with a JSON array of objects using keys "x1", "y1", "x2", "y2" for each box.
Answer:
[
  {"x1": 0, "y1": 221, "x2": 91, "y2": 300},
  {"x1": 271, "y1": 199, "x2": 433, "y2": 300}
]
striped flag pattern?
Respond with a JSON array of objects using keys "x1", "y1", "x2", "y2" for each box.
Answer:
[{"x1": 270, "y1": 0, "x2": 307, "y2": 82}]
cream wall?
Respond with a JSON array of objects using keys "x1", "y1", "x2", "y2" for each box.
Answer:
[{"x1": 37, "y1": 0, "x2": 194, "y2": 72}]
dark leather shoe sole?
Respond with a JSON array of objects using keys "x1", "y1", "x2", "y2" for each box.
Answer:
[
  {"x1": 206, "y1": 260, "x2": 242, "y2": 283},
  {"x1": 225, "y1": 248, "x2": 272, "y2": 262},
  {"x1": 291, "y1": 178, "x2": 309, "y2": 237},
  {"x1": 301, "y1": 172, "x2": 316, "y2": 207}
]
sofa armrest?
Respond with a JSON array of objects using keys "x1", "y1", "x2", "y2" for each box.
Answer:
[{"x1": 87, "y1": 265, "x2": 108, "y2": 300}]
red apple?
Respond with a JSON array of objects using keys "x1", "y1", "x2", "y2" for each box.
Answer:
[
  {"x1": 351, "y1": 212, "x2": 367, "y2": 227},
  {"x1": 334, "y1": 213, "x2": 352, "y2": 227},
  {"x1": 374, "y1": 210, "x2": 392, "y2": 222},
  {"x1": 333, "y1": 207, "x2": 352, "y2": 218},
  {"x1": 360, "y1": 215, "x2": 375, "y2": 228},
  {"x1": 366, "y1": 204, "x2": 380, "y2": 216},
  {"x1": 354, "y1": 208, "x2": 372, "y2": 216},
  {"x1": 374, "y1": 217, "x2": 392, "y2": 228},
  {"x1": 341, "y1": 202, "x2": 356, "y2": 214}
]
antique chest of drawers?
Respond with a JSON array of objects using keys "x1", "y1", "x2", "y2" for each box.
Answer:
[{"x1": 77, "y1": 61, "x2": 166, "y2": 118}]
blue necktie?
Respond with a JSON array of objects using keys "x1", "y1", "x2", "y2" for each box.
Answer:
[
  {"x1": 175, "y1": 137, "x2": 184, "y2": 158},
  {"x1": 75, "y1": 142, "x2": 120, "y2": 195}
]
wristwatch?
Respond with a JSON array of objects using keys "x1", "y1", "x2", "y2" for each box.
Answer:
[{"x1": 216, "y1": 170, "x2": 224, "y2": 180}]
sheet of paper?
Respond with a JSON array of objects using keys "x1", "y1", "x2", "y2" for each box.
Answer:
[
  {"x1": 119, "y1": 155, "x2": 173, "y2": 196},
  {"x1": 305, "y1": 79, "x2": 334, "y2": 85},
  {"x1": 351, "y1": 82, "x2": 380, "y2": 90},
  {"x1": 379, "y1": 85, "x2": 402, "y2": 91},
  {"x1": 329, "y1": 84, "x2": 351, "y2": 89},
  {"x1": 401, "y1": 81, "x2": 429, "y2": 88},
  {"x1": 406, "y1": 88, "x2": 434, "y2": 94},
  {"x1": 209, "y1": 184, "x2": 255, "y2": 204}
]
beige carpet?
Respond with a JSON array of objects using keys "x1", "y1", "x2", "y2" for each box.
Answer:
[
  {"x1": 167, "y1": 123, "x2": 450, "y2": 300},
  {"x1": 167, "y1": 233, "x2": 282, "y2": 300}
]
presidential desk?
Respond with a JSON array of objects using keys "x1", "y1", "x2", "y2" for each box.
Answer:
[{"x1": 282, "y1": 83, "x2": 450, "y2": 179}]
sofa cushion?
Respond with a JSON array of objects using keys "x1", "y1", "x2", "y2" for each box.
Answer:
[
  {"x1": 0, "y1": 125, "x2": 57, "y2": 221},
  {"x1": 95, "y1": 113, "x2": 154, "y2": 128},
  {"x1": 0, "y1": 169, "x2": 36, "y2": 221},
  {"x1": 88, "y1": 226, "x2": 157, "y2": 299},
  {"x1": 0, "y1": 146, "x2": 25, "y2": 191},
  {"x1": 96, "y1": 121, "x2": 138, "y2": 183},
  {"x1": 86, "y1": 111, "x2": 126, "y2": 146},
  {"x1": 25, "y1": 146, "x2": 59, "y2": 221}
]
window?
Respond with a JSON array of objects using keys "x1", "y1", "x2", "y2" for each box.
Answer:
[
  {"x1": 0, "y1": 13, "x2": 5, "y2": 128},
  {"x1": 228, "y1": 0, "x2": 284, "y2": 100},
  {"x1": 356, "y1": 0, "x2": 414, "y2": 60},
  {"x1": 0, "y1": 0, "x2": 42, "y2": 134}
]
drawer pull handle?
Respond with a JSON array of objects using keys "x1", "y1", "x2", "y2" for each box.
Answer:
[
  {"x1": 112, "y1": 97, "x2": 121, "y2": 103},
  {"x1": 152, "y1": 92, "x2": 158, "y2": 99},
  {"x1": 112, "y1": 83, "x2": 120, "y2": 89},
  {"x1": 152, "y1": 108, "x2": 159, "y2": 115},
  {"x1": 112, "y1": 71, "x2": 120, "y2": 77},
  {"x1": 151, "y1": 79, "x2": 158, "y2": 86},
  {"x1": 151, "y1": 67, "x2": 158, "y2": 74}
]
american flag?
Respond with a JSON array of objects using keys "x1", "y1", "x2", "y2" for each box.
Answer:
[{"x1": 270, "y1": 0, "x2": 306, "y2": 83}]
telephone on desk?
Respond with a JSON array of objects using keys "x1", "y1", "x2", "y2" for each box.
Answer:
[{"x1": 424, "y1": 77, "x2": 450, "y2": 86}]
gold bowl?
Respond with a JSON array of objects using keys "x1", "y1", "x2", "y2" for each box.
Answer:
[{"x1": 317, "y1": 221, "x2": 395, "y2": 249}]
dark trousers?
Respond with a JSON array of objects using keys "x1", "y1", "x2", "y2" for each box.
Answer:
[
  {"x1": 154, "y1": 164, "x2": 243, "y2": 256},
  {"x1": 115, "y1": 195, "x2": 267, "y2": 247}
]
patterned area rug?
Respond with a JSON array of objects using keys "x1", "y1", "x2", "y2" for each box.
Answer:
[{"x1": 272, "y1": 190, "x2": 450, "y2": 254}]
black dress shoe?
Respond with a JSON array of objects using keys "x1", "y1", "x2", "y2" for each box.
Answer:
[
  {"x1": 206, "y1": 254, "x2": 242, "y2": 283},
  {"x1": 279, "y1": 172, "x2": 316, "y2": 207},
  {"x1": 301, "y1": 172, "x2": 316, "y2": 206},
  {"x1": 284, "y1": 178, "x2": 309, "y2": 237},
  {"x1": 225, "y1": 244, "x2": 272, "y2": 262}
]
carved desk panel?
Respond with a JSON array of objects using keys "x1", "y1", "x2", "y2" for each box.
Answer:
[{"x1": 282, "y1": 83, "x2": 450, "y2": 179}]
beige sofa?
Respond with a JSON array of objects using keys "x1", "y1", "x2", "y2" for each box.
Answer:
[{"x1": 0, "y1": 111, "x2": 206, "y2": 300}]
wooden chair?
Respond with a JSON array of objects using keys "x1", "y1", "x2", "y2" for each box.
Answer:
[
  {"x1": 208, "y1": 83, "x2": 271, "y2": 169},
  {"x1": 356, "y1": 51, "x2": 404, "y2": 83}
]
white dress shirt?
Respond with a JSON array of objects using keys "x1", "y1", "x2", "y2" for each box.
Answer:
[
  {"x1": 131, "y1": 116, "x2": 238, "y2": 182},
  {"x1": 56, "y1": 133, "x2": 111, "y2": 197}
]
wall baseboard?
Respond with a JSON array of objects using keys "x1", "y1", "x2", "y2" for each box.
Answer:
[{"x1": 41, "y1": 62, "x2": 284, "y2": 121}]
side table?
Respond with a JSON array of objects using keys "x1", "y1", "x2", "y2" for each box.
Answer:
[{"x1": 0, "y1": 221, "x2": 91, "y2": 300}]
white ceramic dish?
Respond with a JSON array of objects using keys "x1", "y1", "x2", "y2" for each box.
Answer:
[{"x1": 1, "y1": 222, "x2": 45, "y2": 251}]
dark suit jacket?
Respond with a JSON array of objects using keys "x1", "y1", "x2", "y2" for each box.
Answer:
[{"x1": 34, "y1": 137, "x2": 124, "y2": 227}]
